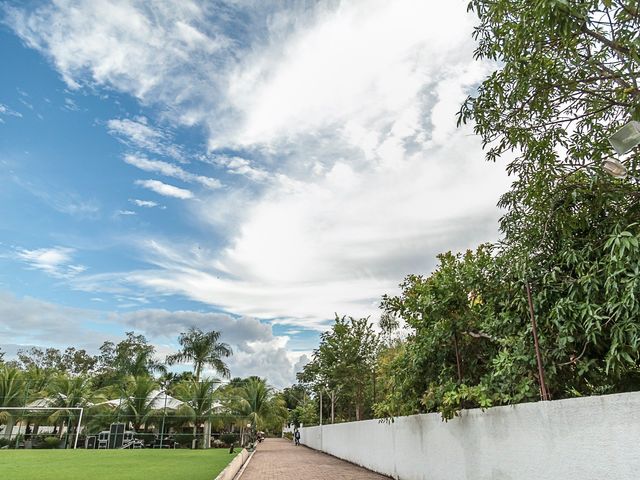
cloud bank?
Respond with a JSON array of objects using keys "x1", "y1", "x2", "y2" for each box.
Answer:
[{"x1": 3, "y1": 1, "x2": 508, "y2": 382}]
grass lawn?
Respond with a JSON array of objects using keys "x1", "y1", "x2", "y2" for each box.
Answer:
[{"x1": 0, "y1": 448, "x2": 238, "y2": 480}]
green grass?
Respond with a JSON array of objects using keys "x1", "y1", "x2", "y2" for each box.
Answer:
[{"x1": 0, "y1": 448, "x2": 238, "y2": 480}]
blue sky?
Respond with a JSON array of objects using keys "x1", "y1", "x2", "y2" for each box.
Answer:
[{"x1": 0, "y1": 0, "x2": 509, "y2": 387}]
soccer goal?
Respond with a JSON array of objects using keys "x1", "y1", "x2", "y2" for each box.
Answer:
[{"x1": 1, "y1": 406, "x2": 84, "y2": 449}]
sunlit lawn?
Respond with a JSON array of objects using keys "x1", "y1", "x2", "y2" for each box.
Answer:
[{"x1": 0, "y1": 448, "x2": 238, "y2": 480}]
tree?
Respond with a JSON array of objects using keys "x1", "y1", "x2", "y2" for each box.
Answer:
[
  {"x1": 17, "y1": 347, "x2": 64, "y2": 372},
  {"x1": 289, "y1": 398, "x2": 318, "y2": 428},
  {"x1": 45, "y1": 374, "x2": 95, "y2": 442},
  {"x1": 94, "y1": 332, "x2": 163, "y2": 386},
  {"x1": 230, "y1": 377, "x2": 287, "y2": 435},
  {"x1": 117, "y1": 375, "x2": 160, "y2": 432},
  {"x1": 298, "y1": 316, "x2": 379, "y2": 421},
  {"x1": 0, "y1": 366, "x2": 25, "y2": 439},
  {"x1": 457, "y1": 0, "x2": 640, "y2": 400},
  {"x1": 166, "y1": 328, "x2": 232, "y2": 382},
  {"x1": 173, "y1": 377, "x2": 220, "y2": 448},
  {"x1": 376, "y1": 247, "x2": 501, "y2": 420},
  {"x1": 461, "y1": 0, "x2": 640, "y2": 176}
]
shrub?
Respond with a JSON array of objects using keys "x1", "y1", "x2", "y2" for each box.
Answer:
[
  {"x1": 42, "y1": 437, "x2": 62, "y2": 449},
  {"x1": 173, "y1": 433, "x2": 195, "y2": 448},
  {"x1": 282, "y1": 432, "x2": 293, "y2": 441},
  {"x1": 219, "y1": 433, "x2": 239, "y2": 447},
  {"x1": 0, "y1": 438, "x2": 10, "y2": 448}
]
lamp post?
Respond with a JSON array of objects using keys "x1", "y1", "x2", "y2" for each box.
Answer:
[
  {"x1": 608, "y1": 121, "x2": 640, "y2": 156},
  {"x1": 604, "y1": 121, "x2": 640, "y2": 180}
]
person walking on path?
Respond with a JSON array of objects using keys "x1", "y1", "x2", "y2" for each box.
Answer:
[{"x1": 294, "y1": 428, "x2": 301, "y2": 446}]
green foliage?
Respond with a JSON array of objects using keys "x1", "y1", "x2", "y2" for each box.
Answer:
[
  {"x1": 166, "y1": 328, "x2": 232, "y2": 382},
  {"x1": 94, "y1": 332, "x2": 165, "y2": 387},
  {"x1": 289, "y1": 398, "x2": 318, "y2": 427},
  {"x1": 16, "y1": 347, "x2": 97, "y2": 376},
  {"x1": 298, "y1": 315, "x2": 379, "y2": 421},
  {"x1": 376, "y1": 247, "x2": 509, "y2": 419},
  {"x1": 115, "y1": 375, "x2": 160, "y2": 431},
  {"x1": 225, "y1": 377, "x2": 288, "y2": 432},
  {"x1": 343, "y1": 0, "x2": 639, "y2": 421},
  {"x1": 173, "y1": 377, "x2": 220, "y2": 448},
  {"x1": 42, "y1": 436, "x2": 61, "y2": 449},
  {"x1": 219, "y1": 433, "x2": 239, "y2": 446}
]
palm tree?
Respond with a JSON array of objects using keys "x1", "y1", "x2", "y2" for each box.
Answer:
[
  {"x1": 0, "y1": 366, "x2": 25, "y2": 439},
  {"x1": 46, "y1": 374, "x2": 94, "y2": 442},
  {"x1": 166, "y1": 328, "x2": 232, "y2": 382},
  {"x1": 173, "y1": 377, "x2": 220, "y2": 448},
  {"x1": 232, "y1": 377, "x2": 287, "y2": 438},
  {"x1": 117, "y1": 375, "x2": 161, "y2": 432},
  {"x1": 126, "y1": 350, "x2": 167, "y2": 378}
]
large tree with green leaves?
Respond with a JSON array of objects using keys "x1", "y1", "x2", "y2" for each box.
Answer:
[
  {"x1": 299, "y1": 316, "x2": 379, "y2": 421},
  {"x1": 173, "y1": 377, "x2": 220, "y2": 448},
  {"x1": 116, "y1": 375, "x2": 161, "y2": 432},
  {"x1": 375, "y1": 247, "x2": 503, "y2": 419},
  {"x1": 229, "y1": 377, "x2": 287, "y2": 434},
  {"x1": 166, "y1": 328, "x2": 232, "y2": 382},
  {"x1": 0, "y1": 366, "x2": 25, "y2": 439},
  {"x1": 458, "y1": 0, "x2": 640, "y2": 398}
]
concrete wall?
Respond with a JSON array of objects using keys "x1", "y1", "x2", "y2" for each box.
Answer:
[{"x1": 300, "y1": 391, "x2": 640, "y2": 480}]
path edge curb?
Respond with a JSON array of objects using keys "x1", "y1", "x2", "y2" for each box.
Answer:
[
  {"x1": 214, "y1": 448, "x2": 251, "y2": 480},
  {"x1": 232, "y1": 446, "x2": 257, "y2": 479}
]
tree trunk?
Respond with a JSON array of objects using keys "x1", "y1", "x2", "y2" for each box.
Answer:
[
  {"x1": 453, "y1": 331, "x2": 463, "y2": 383},
  {"x1": 330, "y1": 391, "x2": 335, "y2": 424},
  {"x1": 192, "y1": 423, "x2": 198, "y2": 449}
]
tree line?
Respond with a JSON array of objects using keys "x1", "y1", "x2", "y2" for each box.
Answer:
[{"x1": 0, "y1": 328, "x2": 288, "y2": 448}]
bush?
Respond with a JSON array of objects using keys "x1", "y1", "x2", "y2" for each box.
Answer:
[
  {"x1": 0, "y1": 438, "x2": 10, "y2": 448},
  {"x1": 42, "y1": 437, "x2": 62, "y2": 449},
  {"x1": 282, "y1": 432, "x2": 293, "y2": 441},
  {"x1": 219, "y1": 433, "x2": 239, "y2": 447},
  {"x1": 173, "y1": 433, "x2": 195, "y2": 449}
]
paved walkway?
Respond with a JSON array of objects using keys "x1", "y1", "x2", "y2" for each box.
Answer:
[{"x1": 239, "y1": 438, "x2": 390, "y2": 479}]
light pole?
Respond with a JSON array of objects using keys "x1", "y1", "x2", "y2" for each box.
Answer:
[{"x1": 604, "y1": 121, "x2": 640, "y2": 179}]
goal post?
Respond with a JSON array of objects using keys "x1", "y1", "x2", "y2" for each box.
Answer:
[{"x1": 0, "y1": 406, "x2": 84, "y2": 449}]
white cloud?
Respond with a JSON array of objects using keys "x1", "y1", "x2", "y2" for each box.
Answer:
[
  {"x1": 4, "y1": 0, "x2": 229, "y2": 99},
  {"x1": 124, "y1": 154, "x2": 222, "y2": 189},
  {"x1": 107, "y1": 117, "x2": 184, "y2": 161},
  {"x1": 117, "y1": 209, "x2": 137, "y2": 216},
  {"x1": 16, "y1": 246, "x2": 87, "y2": 279},
  {"x1": 0, "y1": 292, "x2": 301, "y2": 387},
  {"x1": 4, "y1": 1, "x2": 511, "y2": 385},
  {"x1": 203, "y1": 155, "x2": 269, "y2": 182},
  {"x1": 0, "y1": 291, "x2": 95, "y2": 346},
  {"x1": 221, "y1": 0, "x2": 478, "y2": 149},
  {"x1": 0, "y1": 103, "x2": 22, "y2": 120},
  {"x1": 130, "y1": 199, "x2": 159, "y2": 208},
  {"x1": 120, "y1": 132, "x2": 507, "y2": 329},
  {"x1": 135, "y1": 179, "x2": 194, "y2": 199}
]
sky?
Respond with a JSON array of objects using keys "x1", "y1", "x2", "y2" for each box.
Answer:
[{"x1": 0, "y1": 0, "x2": 510, "y2": 388}]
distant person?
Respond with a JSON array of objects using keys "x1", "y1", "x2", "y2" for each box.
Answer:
[{"x1": 294, "y1": 429, "x2": 301, "y2": 446}]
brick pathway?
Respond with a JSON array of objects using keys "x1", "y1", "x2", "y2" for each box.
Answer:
[{"x1": 239, "y1": 438, "x2": 390, "y2": 479}]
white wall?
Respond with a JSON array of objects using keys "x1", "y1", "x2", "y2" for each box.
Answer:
[{"x1": 300, "y1": 391, "x2": 640, "y2": 480}]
